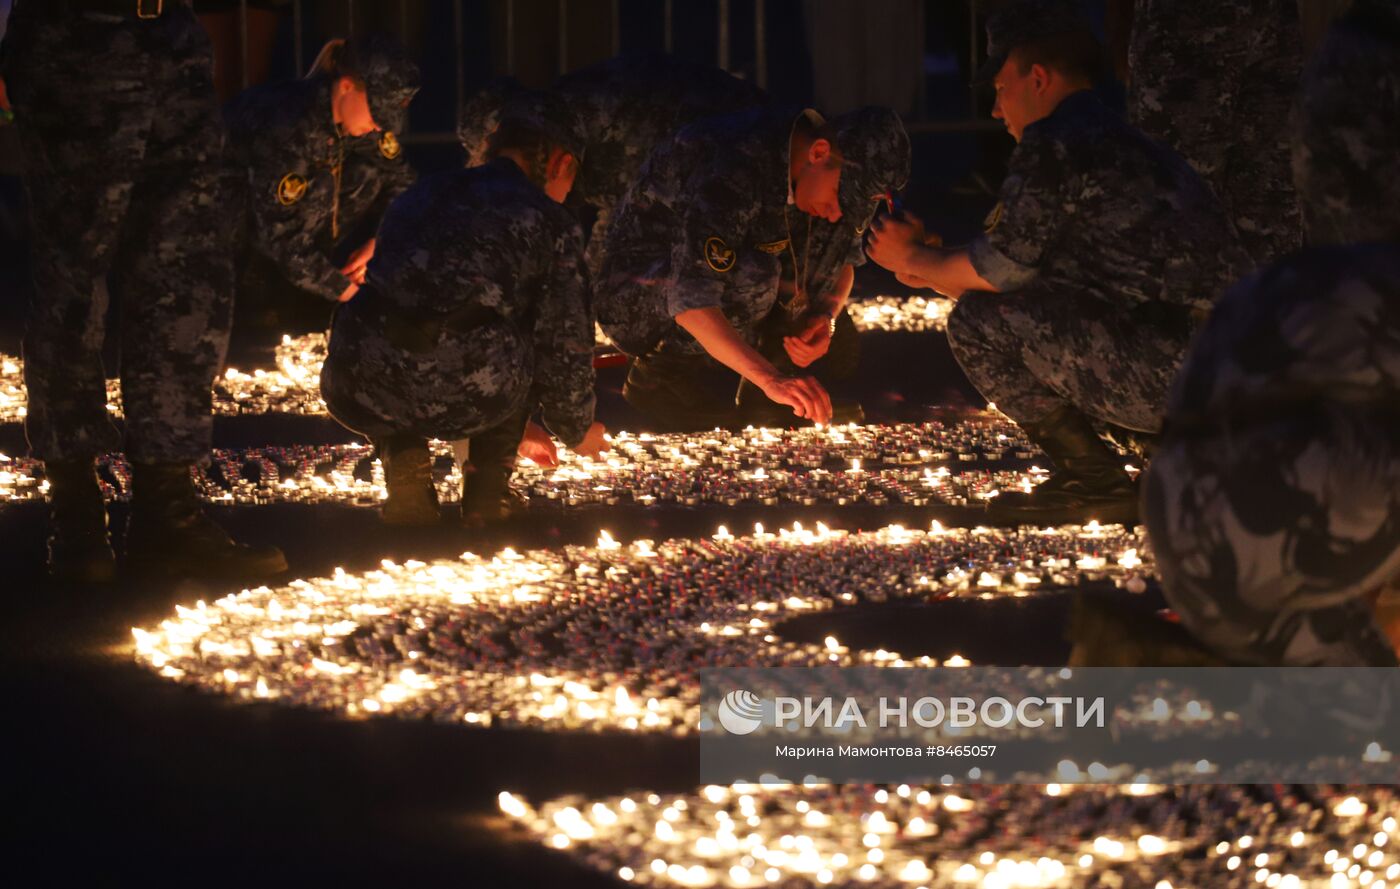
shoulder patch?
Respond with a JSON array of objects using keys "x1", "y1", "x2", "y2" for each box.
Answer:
[
  {"x1": 755, "y1": 238, "x2": 790, "y2": 255},
  {"x1": 704, "y1": 236, "x2": 736, "y2": 273},
  {"x1": 277, "y1": 172, "x2": 309, "y2": 206},
  {"x1": 378, "y1": 131, "x2": 402, "y2": 160}
]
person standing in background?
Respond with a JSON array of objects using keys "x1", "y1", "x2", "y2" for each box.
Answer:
[
  {"x1": 1143, "y1": 0, "x2": 1400, "y2": 666},
  {"x1": 1120, "y1": 0, "x2": 1305, "y2": 266},
  {"x1": 1, "y1": 0, "x2": 286, "y2": 582}
]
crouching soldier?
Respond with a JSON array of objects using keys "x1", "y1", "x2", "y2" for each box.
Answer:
[
  {"x1": 1142, "y1": 0, "x2": 1400, "y2": 666},
  {"x1": 320, "y1": 92, "x2": 607, "y2": 526}
]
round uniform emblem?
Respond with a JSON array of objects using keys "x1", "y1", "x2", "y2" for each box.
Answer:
[
  {"x1": 378, "y1": 131, "x2": 402, "y2": 160},
  {"x1": 276, "y1": 172, "x2": 309, "y2": 206},
  {"x1": 704, "y1": 237, "x2": 736, "y2": 273}
]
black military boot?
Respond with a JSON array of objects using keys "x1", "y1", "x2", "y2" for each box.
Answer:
[
  {"x1": 459, "y1": 465, "x2": 519, "y2": 529},
  {"x1": 376, "y1": 435, "x2": 441, "y2": 527},
  {"x1": 459, "y1": 420, "x2": 527, "y2": 529},
  {"x1": 988, "y1": 406, "x2": 1139, "y2": 525},
  {"x1": 44, "y1": 458, "x2": 117, "y2": 584},
  {"x1": 126, "y1": 462, "x2": 288, "y2": 579}
]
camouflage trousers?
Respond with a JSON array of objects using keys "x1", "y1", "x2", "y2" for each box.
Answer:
[
  {"x1": 1128, "y1": 0, "x2": 1304, "y2": 265},
  {"x1": 944, "y1": 288, "x2": 1193, "y2": 432},
  {"x1": 1143, "y1": 405, "x2": 1400, "y2": 666},
  {"x1": 6, "y1": 7, "x2": 234, "y2": 463},
  {"x1": 320, "y1": 291, "x2": 532, "y2": 442}
]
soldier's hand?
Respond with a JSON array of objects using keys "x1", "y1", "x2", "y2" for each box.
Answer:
[
  {"x1": 517, "y1": 421, "x2": 559, "y2": 467},
  {"x1": 337, "y1": 281, "x2": 361, "y2": 302},
  {"x1": 758, "y1": 374, "x2": 832, "y2": 426},
  {"x1": 0, "y1": 76, "x2": 11, "y2": 116},
  {"x1": 866, "y1": 214, "x2": 924, "y2": 274},
  {"x1": 341, "y1": 237, "x2": 376, "y2": 282},
  {"x1": 572, "y1": 422, "x2": 609, "y2": 460},
  {"x1": 783, "y1": 313, "x2": 834, "y2": 368}
]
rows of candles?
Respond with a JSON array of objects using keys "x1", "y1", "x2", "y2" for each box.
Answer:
[
  {"x1": 10, "y1": 293, "x2": 1379, "y2": 883},
  {"x1": 131, "y1": 521, "x2": 1153, "y2": 736},
  {"x1": 1, "y1": 421, "x2": 1065, "y2": 509},
  {"x1": 0, "y1": 295, "x2": 954, "y2": 423},
  {"x1": 498, "y1": 783, "x2": 1400, "y2": 888},
  {"x1": 131, "y1": 514, "x2": 1399, "y2": 767},
  {"x1": 132, "y1": 519, "x2": 1400, "y2": 883}
]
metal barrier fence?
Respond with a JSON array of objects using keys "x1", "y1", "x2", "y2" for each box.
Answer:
[{"x1": 231, "y1": 0, "x2": 1000, "y2": 139}]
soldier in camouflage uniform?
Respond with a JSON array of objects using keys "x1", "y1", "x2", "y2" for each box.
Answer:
[
  {"x1": 2, "y1": 0, "x2": 284, "y2": 582},
  {"x1": 1143, "y1": 0, "x2": 1400, "y2": 667},
  {"x1": 460, "y1": 53, "x2": 769, "y2": 279},
  {"x1": 320, "y1": 91, "x2": 606, "y2": 526},
  {"x1": 597, "y1": 105, "x2": 910, "y2": 431},
  {"x1": 1292, "y1": 0, "x2": 1400, "y2": 248},
  {"x1": 223, "y1": 33, "x2": 418, "y2": 315},
  {"x1": 1125, "y1": 0, "x2": 1304, "y2": 266},
  {"x1": 868, "y1": 0, "x2": 1248, "y2": 524},
  {"x1": 735, "y1": 212, "x2": 869, "y2": 427}
]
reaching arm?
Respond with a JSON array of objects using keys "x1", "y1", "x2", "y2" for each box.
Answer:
[
  {"x1": 900, "y1": 245, "x2": 999, "y2": 297},
  {"x1": 675, "y1": 306, "x2": 832, "y2": 424},
  {"x1": 246, "y1": 156, "x2": 353, "y2": 301},
  {"x1": 867, "y1": 214, "x2": 999, "y2": 297},
  {"x1": 784, "y1": 262, "x2": 854, "y2": 367},
  {"x1": 533, "y1": 220, "x2": 598, "y2": 448}
]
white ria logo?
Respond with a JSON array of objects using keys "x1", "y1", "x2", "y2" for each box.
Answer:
[{"x1": 717, "y1": 689, "x2": 766, "y2": 735}]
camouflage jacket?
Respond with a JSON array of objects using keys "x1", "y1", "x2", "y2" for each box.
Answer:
[
  {"x1": 970, "y1": 90, "x2": 1249, "y2": 312},
  {"x1": 1167, "y1": 244, "x2": 1400, "y2": 424},
  {"x1": 555, "y1": 52, "x2": 768, "y2": 213},
  {"x1": 224, "y1": 76, "x2": 415, "y2": 301},
  {"x1": 331, "y1": 158, "x2": 595, "y2": 445},
  {"x1": 1294, "y1": 0, "x2": 1400, "y2": 246},
  {"x1": 597, "y1": 107, "x2": 863, "y2": 356}
]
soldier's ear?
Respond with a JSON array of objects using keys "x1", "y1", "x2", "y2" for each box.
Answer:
[
  {"x1": 808, "y1": 138, "x2": 833, "y2": 167},
  {"x1": 545, "y1": 148, "x2": 580, "y2": 186},
  {"x1": 335, "y1": 76, "x2": 366, "y2": 98},
  {"x1": 1029, "y1": 62, "x2": 1052, "y2": 94}
]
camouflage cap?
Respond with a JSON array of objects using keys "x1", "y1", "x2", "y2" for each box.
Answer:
[
  {"x1": 458, "y1": 77, "x2": 520, "y2": 166},
  {"x1": 495, "y1": 88, "x2": 588, "y2": 162},
  {"x1": 348, "y1": 33, "x2": 420, "y2": 135},
  {"x1": 828, "y1": 106, "x2": 911, "y2": 231},
  {"x1": 976, "y1": 0, "x2": 1094, "y2": 83}
]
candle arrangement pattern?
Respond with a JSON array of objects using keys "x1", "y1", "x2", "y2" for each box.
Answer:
[
  {"x1": 498, "y1": 783, "x2": 1400, "y2": 889},
  {"x1": 14, "y1": 290, "x2": 1383, "y2": 885},
  {"x1": 131, "y1": 521, "x2": 1150, "y2": 734},
  {"x1": 2, "y1": 420, "x2": 1071, "y2": 509},
  {"x1": 132, "y1": 522, "x2": 1399, "y2": 885},
  {"x1": 0, "y1": 296, "x2": 953, "y2": 423}
]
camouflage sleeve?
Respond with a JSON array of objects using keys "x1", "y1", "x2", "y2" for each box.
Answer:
[
  {"x1": 809, "y1": 223, "x2": 864, "y2": 316},
  {"x1": 967, "y1": 128, "x2": 1068, "y2": 291},
  {"x1": 246, "y1": 150, "x2": 349, "y2": 301},
  {"x1": 378, "y1": 151, "x2": 417, "y2": 205},
  {"x1": 666, "y1": 162, "x2": 762, "y2": 318},
  {"x1": 844, "y1": 225, "x2": 867, "y2": 270},
  {"x1": 534, "y1": 217, "x2": 597, "y2": 448}
]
